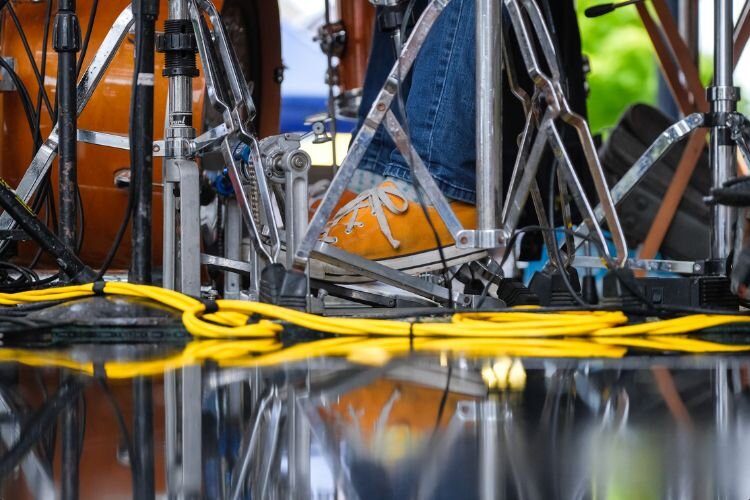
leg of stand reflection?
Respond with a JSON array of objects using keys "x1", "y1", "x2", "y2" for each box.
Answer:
[
  {"x1": 288, "y1": 392, "x2": 311, "y2": 499},
  {"x1": 61, "y1": 390, "x2": 80, "y2": 500},
  {"x1": 479, "y1": 398, "x2": 504, "y2": 500},
  {"x1": 711, "y1": 0, "x2": 738, "y2": 263}
]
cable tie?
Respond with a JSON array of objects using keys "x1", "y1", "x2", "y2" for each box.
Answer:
[
  {"x1": 246, "y1": 313, "x2": 262, "y2": 325},
  {"x1": 200, "y1": 299, "x2": 219, "y2": 315},
  {"x1": 92, "y1": 281, "x2": 106, "y2": 296}
]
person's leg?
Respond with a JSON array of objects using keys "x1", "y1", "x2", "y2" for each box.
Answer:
[
  {"x1": 351, "y1": 13, "x2": 398, "y2": 186},
  {"x1": 379, "y1": 0, "x2": 477, "y2": 204},
  {"x1": 315, "y1": 0, "x2": 482, "y2": 281}
]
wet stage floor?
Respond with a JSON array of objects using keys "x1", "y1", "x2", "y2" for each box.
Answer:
[{"x1": 0, "y1": 340, "x2": 748, "y2": 499}]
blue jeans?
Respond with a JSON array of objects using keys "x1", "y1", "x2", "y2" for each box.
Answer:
[
  {"x1": 354, "y1": 0, "x2": 587, "y2": 211},
  {"x1": 355, "y1": 0, "x2": 478, "y2": 204}
]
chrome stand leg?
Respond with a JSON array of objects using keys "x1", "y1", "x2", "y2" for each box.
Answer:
[
  {"x1": 479, "y1": 398, "x2": 503, "y2": 500},
  {"x1": 284, "y1": 151, "x2": 311, "y2": 270},
  {"x1": 288, "y1": 393, "x2": 311, "y2": 499},
  {"x1": 224, "y1": 203, "x2": 242, "y2": 300},
  {"x1": 473, "y1": 0, "x2": 504, "y2": 249},
  {"x1": 710, "y1": 0, "x2": 739, "y2": 262}
]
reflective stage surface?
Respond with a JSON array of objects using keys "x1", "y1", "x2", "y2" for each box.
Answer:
[{"x1": 0, "y1": 346, "x2": 749, "y2": 499}]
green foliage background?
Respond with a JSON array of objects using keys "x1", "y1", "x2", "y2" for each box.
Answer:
[{"x1": 576, "y1": 3, "x2": 658, "y2": 134}]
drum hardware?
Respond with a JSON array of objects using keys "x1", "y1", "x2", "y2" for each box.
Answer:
[
  {"x1": 570, "y1": 0, "x2": 746, "y2": 286},
  {"x1": 304, "y1": 113, "x2": 333, "y2": 145},
  {"x1": 0, "y1": 179, "x2": 95, "y2": 283},
  {"x1": 294, "y1": 0, "x2": 626, "y2": 301},
  {"x1": 503, "y1": 0, "x2": 626, "y2": 266},
  {"x1": 318, "y1": 1, "x2": 374, "y2": 121},
  {"x1": 371, "y1": 0, "x2": 411, "y2": 50},
  {"x1": 113, "y1": 168, "x2": 165, "y2": 189},
  {"x1": 321, "y1": 0, "x2": 340, "y2": 169},
  {"x1": 53, "y1": 0, "x2": 81, "y2": 251},
  {"x1": 255, "y1": 133, "x2": 311, "y2": 270},
  {"x1": 0, "y1": 56, "x2": 15, "y2": 91}
]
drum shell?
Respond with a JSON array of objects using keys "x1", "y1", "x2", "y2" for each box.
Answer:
[
  {"x1": 0, "y1": 0, "x2": 281, "y2": 269},
  {"x1": 337, "y1": 1, "x2": 375, "y2": 93}
]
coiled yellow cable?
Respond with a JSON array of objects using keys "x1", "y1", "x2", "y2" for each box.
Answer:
[{"x1": 0, "y1": 282, "x2": 747, "y2": 380}]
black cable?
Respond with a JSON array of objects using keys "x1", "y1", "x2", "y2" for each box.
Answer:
[
  {"x1": 75, "y1": 184, "x2": 84, "y2": 254},
  {"x1": 96, "y1": 12, "x2": 142, "y2": 279},
  {"x1": 433, "y1": 360, "x2": 452, "y2": 432},
  {"x1": 0, "y1": 380, "x2": 84, "y2": 479},
  {"x1": 393, "y1": 19, "x2": 455, "y2": 308},
  {"x1": 0, "y1": 57, "x2": 41, "y2": 148},
  {"x1": 35, "y1": 0, "x2": 54, "y2": 139},
  {"x1": 6, "y1": 4, "x2": 55, "y2": 120},
  {"x1": 547, "y1": 161, "x2": 588, "y2": 307},
  {"x1": 76, "y1": 0, "x2": 99, "y2": 77},
  {"x1": 97, "y1": 379, "x2": 136, "y2": 492}
]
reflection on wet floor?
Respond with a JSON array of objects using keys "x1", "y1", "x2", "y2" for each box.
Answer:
[{"x1": 0, "y1": 351, "x2": 749, "y2": 498}]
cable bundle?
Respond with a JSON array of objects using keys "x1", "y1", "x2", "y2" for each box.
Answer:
[{"x1": 0, "y1": 282, "x2": 749, "y2": 379}]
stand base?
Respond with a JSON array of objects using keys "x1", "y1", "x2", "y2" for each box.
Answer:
[
  {"x1": 260, "y1": 264, "x2": 308, "y2": 310},
  {"x1": 528, "y1": 268, "x2": 582, "y2": 307},
  {"x1": 601, "y1": 271, "x2": 738, "y2": 311},
  {"x1": 496, "y1": 279, "x2": 540, "y2": 306}
]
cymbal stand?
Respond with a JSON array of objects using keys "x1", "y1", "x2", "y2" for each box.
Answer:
[{"x1": 573, "y1": 0, "x2": 750, "y2": 278}]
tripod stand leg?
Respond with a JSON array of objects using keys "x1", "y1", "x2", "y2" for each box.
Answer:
[
  {"x1": 592, "y1": 113, "x2": 705, "y2": 224},
  {"x1": 710, "y1": 0, "x2": 739, "y2": 262}
]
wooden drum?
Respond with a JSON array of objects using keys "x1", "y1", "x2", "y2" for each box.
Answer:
[
  {"x1": 336, "y1": 0, "x2": 375, "y2": 118},
  {"x1": 0, "y1": 0, "x2": 281, "y2": 268}
]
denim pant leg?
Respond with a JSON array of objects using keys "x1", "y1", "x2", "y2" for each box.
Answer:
[
  {"x1": 381, "y1": 0, "x2": 477, "y2": 203},
  {"x1": 353, "y1": 13, "x2": 400, "y2": 175}
]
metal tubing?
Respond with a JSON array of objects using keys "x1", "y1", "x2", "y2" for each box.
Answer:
[
  {"x1": 475, "y1": 0, "x2": 502, "y2": 232},
  {"x1": 54, "y1": 0, "x2": 81, "y2": 249},
  {"x1": 711, "y1": 0, "x2": 738, "y2": 262},
  {"x1": 224, "y1": 203, "x2": 242, "y2": 299},
  {"x1": 61, "y1": 391, "x2": 80, "y2": 500},
  {"x1": 478, "y1": 399, "x2": 503, "y2": 500},
  {"x1": 0, "y1": 180, "x2": 95, "y2": 282},
  {"x1": 133, "y1": 378, "x2": 155, "y2": 500},
  {"x1": 131, "y1": 0, "x2": 160, "y2": 284}
]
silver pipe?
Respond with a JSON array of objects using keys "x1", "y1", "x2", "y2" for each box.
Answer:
[
  {"x1": 715, "y1": 0, "x2": 733, "y2": 88},
  {"x1": 169, "y1": 0, "x2": 188, "y2": 19},
  {"x1": 710, "y1": 0, "x2": 737, "y2": 262},
  {"x1": 162, "y1": 184, "x2": 176, "y2": 290},
  {"x1": 478, "y1": 399, "x2": 503, "y2": 500},
  {"x1": 475, "y1": 0, "x2": 503, "y2": 231}
]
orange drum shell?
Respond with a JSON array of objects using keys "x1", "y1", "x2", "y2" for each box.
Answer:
[
  {"x1": 0, "y1": 0, "x2": 281, "y2": 269},
  {"x1": 338, "y1": 1, "x2": 375, "y2": 92}
]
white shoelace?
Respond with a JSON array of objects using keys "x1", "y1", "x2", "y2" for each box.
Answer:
[{"x1": 322, "y1": 183, "x2": 409, "y2": 249}]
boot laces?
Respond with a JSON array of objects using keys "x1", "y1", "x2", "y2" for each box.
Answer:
[{"x1": 322, "y1": 183, "x2": 409, "y2": 249}]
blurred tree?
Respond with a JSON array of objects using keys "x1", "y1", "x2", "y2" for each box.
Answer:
[{"x1": 576, "y1": 3, "x2": 658, "y2": 134}]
